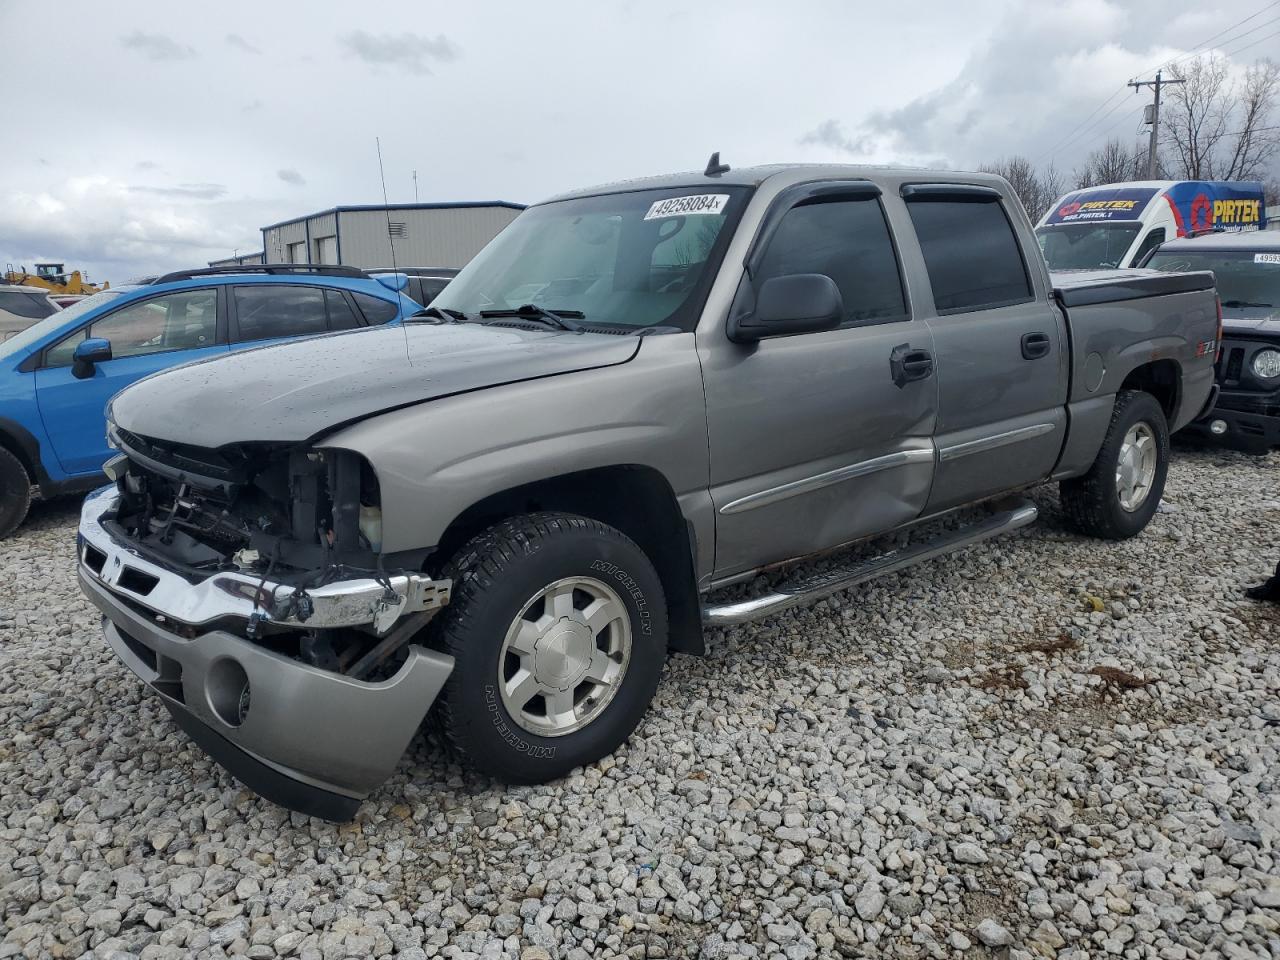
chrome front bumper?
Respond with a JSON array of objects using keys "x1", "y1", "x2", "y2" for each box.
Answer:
[
  {"x1": 77, "y1": 486, "x2": 450, "y2": 633},
  {"x1": 77, "y1": 486, "x2": 455, "y2": 818}
]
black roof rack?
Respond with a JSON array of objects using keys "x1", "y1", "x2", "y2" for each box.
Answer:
[{"x1": 152, "y1": 264, "x2": 369, "y2": 284}]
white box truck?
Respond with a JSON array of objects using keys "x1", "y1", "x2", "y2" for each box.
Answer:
[{"x1": 1036, "y1": 180, "x2": 1266, "y2": 271}]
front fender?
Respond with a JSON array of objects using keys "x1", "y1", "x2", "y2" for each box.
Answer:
[{"x1": 320, "y1": 334, "x2": 711, "y2": 558}]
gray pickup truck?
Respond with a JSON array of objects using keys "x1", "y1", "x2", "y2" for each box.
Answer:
[{"x1": 77, "y1": 162, "x2": 1219, "y2": 820}]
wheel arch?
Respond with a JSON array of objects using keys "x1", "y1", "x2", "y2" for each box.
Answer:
[
  {"x1": 432, "y1": 464, "x2": 705, "y2": 656},
  {"x1": 0, "y1": 417, "x2": 47, "y2": 486},
  {"x1": 1118, "y1": 359, "x2": 1181, "y2": 423}
]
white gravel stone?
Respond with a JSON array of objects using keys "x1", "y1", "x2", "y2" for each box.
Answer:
[
  {"x1": 976, "y1": 918, "x2": 1014, "y2": 946},
  {"x1": 1, "y1": 448, "x2": 1278, "y2": 958}
]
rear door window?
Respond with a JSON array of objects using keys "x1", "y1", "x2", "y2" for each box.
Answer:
[
  {"x1": 233, "y1": 285, "x2": 329, "y2": 342},
  {"x1": 324, "y1": 289, "x2": 363, "y2": 330},
  {"x1": 905, "y1": 196, "x2": 1032, "y2": 314},
  {"x1": 0, "y1": 291, "x2": 57, "y2": 320}
]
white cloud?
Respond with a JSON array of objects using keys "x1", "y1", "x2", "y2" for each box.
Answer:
[
  {"x1": 129, "y1": 183, "x2": 228, "y2": 200},
  {"x1": 825, "y1": 0, "x2": 1280, "y2": 173},
  {"x1": 4, "y1": 0, "x2": 1274, "y2": 284},
  {"x1": 226, "y1": 33, "x2": 261, "y2": 55},
  {"x1": 0, "y1": 176, "x2": 260, "y2": 280},
  {"x1": 338, "y1": 30, "x2": 460, "y2": 74},
  {"x1": 119, "y1": 31, "x2": 196, "y2": 61}
]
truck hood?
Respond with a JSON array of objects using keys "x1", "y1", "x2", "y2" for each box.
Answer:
[
  {"x1": 1223, "y1": 312, "x2": 1280, "y2": 334},
  {"x1": 108, "y1": 323, "x2": 641, "y2": 447}
]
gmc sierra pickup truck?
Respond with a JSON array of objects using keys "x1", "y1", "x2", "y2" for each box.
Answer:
[{"x1": 77, "y1": 161, "x2": 1220, "y2": 820}]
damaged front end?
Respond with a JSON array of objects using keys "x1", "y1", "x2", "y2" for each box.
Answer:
[
  {"x1": 103, "y1": 426, "x2": 449, "y2": 645},
  {"x1": 76, "y1": 424, "x2": 453, "y2": 820}
]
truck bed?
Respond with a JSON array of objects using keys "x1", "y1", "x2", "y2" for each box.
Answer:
[
  {"x1": 1051, "y1": 267, "x2": 1215, "y2": 307},
  {"x1": 1046, "y1": 267, "x2": 1219, "y2": 483}
]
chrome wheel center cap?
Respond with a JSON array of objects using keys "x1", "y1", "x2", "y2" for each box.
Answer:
[{"x1": 534, "y1": 619, "x2": 592, "y2": 690}]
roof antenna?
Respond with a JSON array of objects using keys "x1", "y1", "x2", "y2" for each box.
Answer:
[
  {"x1": 704, "y1": 151, "x2": 730, "y2": 177},
  {"x1": 376, "y1": 137, "x2": 412, "y2": 361}
]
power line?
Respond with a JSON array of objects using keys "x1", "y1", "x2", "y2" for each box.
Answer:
[
  {"x1": 1038, "y1": 91, "x2": 1144, "y2": 163},
  {"x1": 1215, "y1": 24, "x2": 1280, "y2": 60},
  {"x1": 1142, "y1": 2, "x2": 1280, "y2": 75},
  {"x1": 1036, "y1": 90, "x2": 1129, "y2": 162},
  {"x1": 1152, "y1": 15, "x2": 1280, "y2": 77},
  {"x1": 1038, "y1": 0, "x2": 1280, "y2": 166},
  {"x1": 1093, "y1": 103, "x2": 1150, "y2": 142}
]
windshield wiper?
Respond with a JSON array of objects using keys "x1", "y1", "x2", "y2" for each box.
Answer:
[
  {"x1": 405, "y1": 306, "x2": 470, "y2": 323},
  {"x1": 479, "y1": 303, "x2": 584, "y2": 332},
  {"x1": 1221, "y1": 300, "x2": 1273, "y2": 308}
]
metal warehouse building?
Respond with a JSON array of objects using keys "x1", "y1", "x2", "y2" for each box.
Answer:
[
  {"x1": 208, "y1": 251, "x2": 265, "y2": 268},
  {"x1": 246, "y1": 201, "x2": 523, "y2": 270}
]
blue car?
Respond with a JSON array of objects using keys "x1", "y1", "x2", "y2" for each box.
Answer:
[{"x1": 0, "y1": 265, "x2": 420, "y2": 538}]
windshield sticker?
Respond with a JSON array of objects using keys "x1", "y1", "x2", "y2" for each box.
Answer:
[
  {"x1": 644, "y1": 194, "x2": 730, "y2": 220},
  {"x1": 1255, "y1": 253, "x2": 1280, "y2": 264}
]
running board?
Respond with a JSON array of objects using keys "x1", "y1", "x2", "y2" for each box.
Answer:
[{"x1": 702, "y1": 499, "x2": 1038, "y2": 627}]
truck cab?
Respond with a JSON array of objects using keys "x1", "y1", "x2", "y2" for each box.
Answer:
[{"x1": 1036, "y1": 180, "x2": 1266, "y2": 271}]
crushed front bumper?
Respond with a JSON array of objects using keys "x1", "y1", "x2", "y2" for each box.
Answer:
[{"x1": 77, "y1": 487, "x2": 454, "y2": 820}]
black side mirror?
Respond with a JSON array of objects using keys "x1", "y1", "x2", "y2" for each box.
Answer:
[
  {"x1": 72, "y1": 337, "x2": 112, "y2": 380},
  {"x1": 729, "y1": 274, "x2": 843, "y2": 343}
]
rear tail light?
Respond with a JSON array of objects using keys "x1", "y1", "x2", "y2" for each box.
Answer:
[{"x1": 1216, "y1": 296, "x2": 1224, "y2": 361}]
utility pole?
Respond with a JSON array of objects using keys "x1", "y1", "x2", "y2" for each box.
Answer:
[
  {"x1": 1128, "y1": 69, "x2": 1185, "y2": 179},
  {"x1": 412, "y1": 169, "x2": 419, "y2": 203}
]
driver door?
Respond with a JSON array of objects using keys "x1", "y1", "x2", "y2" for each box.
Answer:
[
  {"x1": 34, "y1": 287, "x2": 227, "y2": 476},
  {"x1": 698, "y1": 184, "x2": 938, "y2": 579}
]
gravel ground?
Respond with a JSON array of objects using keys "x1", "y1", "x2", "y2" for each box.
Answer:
[{"x1": 1, "y1": 445, "x2": 1278, "y2": 960}]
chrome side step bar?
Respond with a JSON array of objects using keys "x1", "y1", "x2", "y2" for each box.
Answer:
[{"x1": 702, "y1": 499, "x2": 1038, "y2": 627}]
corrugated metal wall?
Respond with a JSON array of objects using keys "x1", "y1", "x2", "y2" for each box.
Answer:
[
  {"x1": 337, "y1": 206, "x2": 521, "y2": 268},
  {"x1": 263, "y1": 221, "x2": 307, "y2": 264},
  {"x1": 309, "y1": 213, "x2": 338, "y2": 263},
  {"x1": 208, "y1": 252, "x2": 265, "y2": 267}
]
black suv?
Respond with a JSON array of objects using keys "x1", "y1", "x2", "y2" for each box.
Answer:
[
  {"x1": 1146, "y1": 230, "x2": 1280, "y2": 452},
  {"x1": 367, "y1": 267, "x2": 457, "y2": 307}
]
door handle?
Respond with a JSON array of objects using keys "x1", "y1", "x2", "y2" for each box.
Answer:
[
  {"x1": 890, "y1": 343, "x2": 934, "y2": 388},
  {"x1": 1022, "y1": 332, "x2": 1052, "y2": 360}
]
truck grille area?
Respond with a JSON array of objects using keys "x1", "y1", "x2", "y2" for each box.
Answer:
[{"x1": 108, "y1": 429, "x2": 384, "y2": 579}]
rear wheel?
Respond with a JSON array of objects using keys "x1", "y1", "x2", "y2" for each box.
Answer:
[
  {"x1": 433, "y1": 512, "x2": 667, "y2": 782},
  {"x1": 1060, "y1": 390, "x2": 1169, "y2": 540},
  {"x1": 0, "y1": 447, "x2": 32, "y2": 540}
]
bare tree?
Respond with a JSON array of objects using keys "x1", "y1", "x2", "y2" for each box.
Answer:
[
  {"x1": 1040, "y1": 163, "x2": 1066, "y2": 212},
  {"x1": 1160, "y1": 56, "x2": 1280, "y2": 180},
  {"x1": 1072, "y1": 139, "x2": 1144, "y2": 189},
  {"x1": 978, "y1": 156, "x2": 1063, "y2": 221}
]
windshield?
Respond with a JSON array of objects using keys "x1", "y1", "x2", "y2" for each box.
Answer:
[
  {"x1": 0, "y1": 288, "x2": 127, "y2": 363},
  {"x1": 1146, "y1": 250, "x2": 1280, "y2": 312},
  {"x1": 1037, "y1": 223, "x2": 1143, "y2": 270},
  {"x1": 433, "y1": 186, "x2": 750, "y2": 329}
]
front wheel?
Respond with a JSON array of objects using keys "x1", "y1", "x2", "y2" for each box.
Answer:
[
  {"x1": 432, "y1": 512, "x2": 668, "y2": 783},
  {"x1": 1060, "y1": 390, "x2": 1170, "y2": 540},
  {"x1": 0, "y1": 447, "x2": 32, "y2": 541}
]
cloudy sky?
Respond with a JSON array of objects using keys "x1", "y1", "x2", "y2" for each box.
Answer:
[{"x1": 2, "y1": 0, "x2": 1277, "y2": 283}]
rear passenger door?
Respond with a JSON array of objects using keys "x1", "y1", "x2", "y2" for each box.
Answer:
[
  {"x1": 228, "y1": 284, "x2": 365, "y2": 347},
  {"x1": 900, "y1": 184, "x2": 1068, "y2": 513}
]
